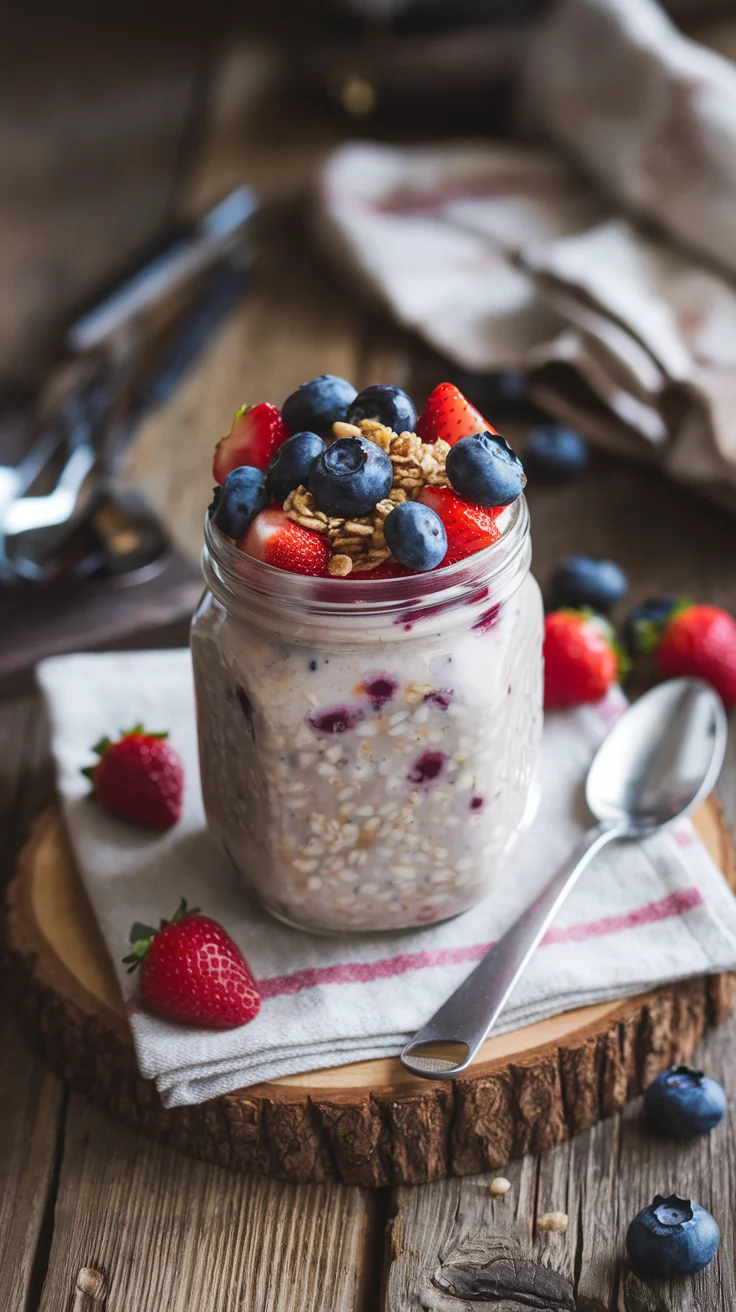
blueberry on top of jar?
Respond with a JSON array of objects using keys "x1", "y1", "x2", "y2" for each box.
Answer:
[
  {"x1": 309, "y1": 435, "x2": 392, "y2": 518},
  {"x1": 383, "y1": 501, "x2": 447, "y2": 572},
  {"x1": 266, "y1": 431, "x2": 326, "y2": 503},
  {"x1": 644, "y1": 1065, "x2": 727, "y2": 1139},
  {"x1": 347, "y1": 384, "x2": 417, "y2": 434},
  {"x1": 281, "y1": 375, "x2": 358, "y2": 439},
  {"x1": 446, "y1": 432, "x2": 525, "y2": 507},
  {"x1": 212, "y1": 466, "x2": 269, "y2": 539}
]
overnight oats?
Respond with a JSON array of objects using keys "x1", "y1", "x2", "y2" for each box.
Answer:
[{"x1": 191, "y1": 377, "x2": 544, "y2": 933}]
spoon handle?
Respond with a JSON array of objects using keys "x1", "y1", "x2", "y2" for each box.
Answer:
[{"x1": 400, "y1": 822, "x2": 622, "y2": 1080}]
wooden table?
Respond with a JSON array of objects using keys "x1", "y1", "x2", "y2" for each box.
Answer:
[{"x1": 3, "y1": 22, "x2": 736, "y2": 1312}]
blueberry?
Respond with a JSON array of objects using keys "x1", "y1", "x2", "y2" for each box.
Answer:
[
  {"x1": 445, "y1": 432, "x2": 525, "y2": 507},
  {"x1": 383, "y1": 501, "x2": 447, "y2": 572},
  {"x1": 523, "y1": 426, "x2": 590, "y2": 483},
  {"x1": 550, "y1": 555, "x2": 628, "y2": 612},
  {"x1": 623, "y1": 595, "x2": 678, "y2": 655},
  {"x1": 644, "y1": 1065, "x2": 727, "y2": 1140},
  {"x1": 627, "y1": 1195, "x2": 719, "y2": 1277},
  {"x1": 281, "y1": 375, "x2": 357, "y2": 439},
  {"x1": 452, "y1": 369, "x2": 528, "y2": 412},
  {"x1": 347, "y1": 384, "x2": 417, "y2": 434},
  {"x1": 309, "y1": 436, "x2": 392, "y2": 517},
  {"x1": 212, "y1": 465, "x2": 268, "y2": 539},
  {"x1": 266, "y1": 431, "x2": 326, "y2": 502}
]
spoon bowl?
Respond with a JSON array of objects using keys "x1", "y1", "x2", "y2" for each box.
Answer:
[{"x1": 586, "y1": 679, "x2": 727, "y2": 835}]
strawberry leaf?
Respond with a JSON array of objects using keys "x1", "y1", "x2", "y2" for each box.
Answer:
[
  {"x1": 632, "y1": 618, "x2": 660, "y2": 655},
  {"x1": 124, "y1": 919, "x2": 159, "y2": 972},
  {"x1": 613, "y1": 639, "x2": 632, "y2": 684},
  {"x1": 121, "y1": 724, "x2": 168, "y2": 740},
  {"x1": 168, "y1": 897, "x2": 199, "y2": 927},
  {"x1": 92, "y1": 736, "x2": 111, "y2": 757},
  {"x1": 130, "y1": 921, "x2": 157, "y2": 942},
  {"x1": 630, "y1": 597, "x2": 691, "y2": 655}
]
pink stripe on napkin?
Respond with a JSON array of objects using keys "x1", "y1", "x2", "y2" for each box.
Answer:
[{"x1": 259, "y1": 885, "x2": 703, "y2": 1002}]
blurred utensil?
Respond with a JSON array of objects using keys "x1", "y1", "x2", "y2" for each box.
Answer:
[
  {"x1": 0, "y1": 187, "x2": 258, "y2": 584},
  {"x1": 67, "y1": 187, "x2": 257, "y2": 356}
]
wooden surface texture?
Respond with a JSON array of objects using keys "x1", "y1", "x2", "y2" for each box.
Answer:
[{"x1": 3, "y1": 13, "x2": 736, "y2": 1311}]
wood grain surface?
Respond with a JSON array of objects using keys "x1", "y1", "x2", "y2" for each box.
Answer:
[{"x1": 4, "y1": 14, "x2": 736, "y2": 1311}]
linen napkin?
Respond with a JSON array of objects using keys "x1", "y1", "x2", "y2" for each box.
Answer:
[
  {"x1": 313, "y1": 0, "x2": 736, "y2": 511},
  {"x1": 38, "y1": 648, "x2": 736, "y2": 1108}
]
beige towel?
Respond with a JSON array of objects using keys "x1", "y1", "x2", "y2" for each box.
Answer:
[{"x1": 313, "y1": 0, "x2": 736, "y2": 510}]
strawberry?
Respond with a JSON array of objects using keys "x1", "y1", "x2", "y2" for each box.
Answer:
[
  {"x1": 656, "y1": 604, "x2": 736, "y2": 706},
  {"x1": 83, "y1": 725, "x2": 183, "y2": 830},
  {"x1": 123, "y1": 899, "x2": 260, "y2": 1029},
  {"x1": 213, "y1": 403, "x2": 288, "y2": 482},
  {"x1": 543, "y1": 611, "x2": 619, "y2": 709},
  {"x1": 416, "y1": 382, "x2": 496, "y2": 446},
  {"x1": 240, "y1": 507, "x2": 331, "y2": 575},
  {"x1": 417, "y1": 486, "x2": 501, "y2": 565}
]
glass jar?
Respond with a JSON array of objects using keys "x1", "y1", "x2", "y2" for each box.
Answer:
[{"x1": 191, "y1": 497, "x2": 543, "y2": 934}]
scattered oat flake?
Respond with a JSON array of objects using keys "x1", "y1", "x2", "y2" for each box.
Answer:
[
  {"x1": 537, "y1": 1212, "x2": 568, "y2": 1233},
  {"x1": 490, "y1": 1177, "x2": 511, "y2": 1196}
]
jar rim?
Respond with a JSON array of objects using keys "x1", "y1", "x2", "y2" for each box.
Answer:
[{"x1": 202, "y1": 495, "x2": 530, "y2": 620}]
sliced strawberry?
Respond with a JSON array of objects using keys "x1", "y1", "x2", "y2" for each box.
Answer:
[
  {"x1": 239, "y1": 508, "x2": 331, "y2": 576},
  {"x1": 416, "y1": 382, "x2": 496, "y2": 446},
  {"x1": 417, "y1": 487, "x2": 501, "y2": 565},
  {"x1": 213, "y1": 403, "x2": 288, "y2": 482}
]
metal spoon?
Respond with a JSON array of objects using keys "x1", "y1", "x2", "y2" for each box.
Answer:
[{"x1": 401, "y1": 679, "x2": 728, "y2": 1080}]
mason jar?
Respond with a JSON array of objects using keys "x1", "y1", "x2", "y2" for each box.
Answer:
[{"x1": 191, "y1": 497, "x2": 543, "y2": 934}]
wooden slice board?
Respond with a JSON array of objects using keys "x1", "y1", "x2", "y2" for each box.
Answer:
[{"x1": 6, "y1": 802, "x2": 736, "y2": 1187}]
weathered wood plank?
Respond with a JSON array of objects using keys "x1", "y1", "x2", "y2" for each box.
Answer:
[
  {"x1": 384, "y1": 1014, "x2": 736, "y2": 1311},
  {"x1": 0, "y1": 697, "x2": 64, "y2": 1310},
  {"x1": 177, "y1": 41, "x2": 344, "y2": 221},
  {"x1": 614, "y1": 1017, "x2": 736, "y2": 1312},
  {"x1": 37, "y1": 1097, "x2": 374, "y2": 1312},
  {"x1": 0, "y1": 36, "x2": 205, "y2": 386},
  {"x1": 0, "y1": 1002, "x2": 63, "y2": 1312}
]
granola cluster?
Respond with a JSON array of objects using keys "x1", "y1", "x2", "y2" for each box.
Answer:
[{"x1": 284, "y1": 419, "x2": 451, "y2": 577}]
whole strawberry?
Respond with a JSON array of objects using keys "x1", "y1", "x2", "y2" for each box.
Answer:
[
  {"x1": 544, "y1": 610, "x2": 619, "y2": 709},
  {"x1": 84, "y1": 725, "x2": 183, "y2": 830},
  {"x1": 656, "y1": 604, "x2": 736, "y2": 707},
  {"x1": 124, "y1": 900, "x2": 261, "y2": 1028}
]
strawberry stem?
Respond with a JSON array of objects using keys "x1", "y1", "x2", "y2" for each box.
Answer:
[{"x1": 123, "y1": 901, "x2": 198, "y2": 973}]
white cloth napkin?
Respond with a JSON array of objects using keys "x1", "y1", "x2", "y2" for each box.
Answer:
[
  {"x1": 313, "y1": 0, "x2": 736, "y2": 510},
  {"x1": 38, "y1": 648, "x2": 736, "y2": 1108}
]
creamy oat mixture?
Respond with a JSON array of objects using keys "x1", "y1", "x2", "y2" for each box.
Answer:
[{"x1": 191, "y1": 569, "x2": 543, "y2": 933}]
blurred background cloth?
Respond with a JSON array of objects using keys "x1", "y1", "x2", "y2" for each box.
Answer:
[{"x1": 315, "y1": 0, "x2": 736, "y2": 511}]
